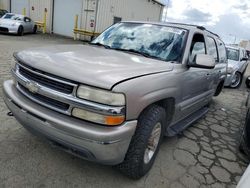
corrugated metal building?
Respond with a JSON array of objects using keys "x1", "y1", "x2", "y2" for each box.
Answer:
[{"x1": 0, "y1": 0, "x2": 166, "y2": 37}]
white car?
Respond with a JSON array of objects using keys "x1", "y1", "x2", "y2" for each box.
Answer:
[
  {"x1": 225, "y1": 46, "x2": 248, "y2": 88},
  {"x1": 0, "y1": 13, "x2": 37, "y2": 36}
]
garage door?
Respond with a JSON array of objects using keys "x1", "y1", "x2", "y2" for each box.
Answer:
[
  {"x1": 53, "y1": 0, "x2": 82, "y2": 37},
  {"x1": 11, "y1": 0, "x2": 29, "y2": 16}
]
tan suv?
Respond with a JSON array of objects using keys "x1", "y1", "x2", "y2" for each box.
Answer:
[{"x1": 3, "y1": 22, "x2": 227, "y2": 179}]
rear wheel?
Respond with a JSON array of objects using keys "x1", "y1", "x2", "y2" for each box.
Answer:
[
  {"x1": 33, "y1": 25, "x2": 37, "y2": 34},
  {"x1": 230, "y1": 72, "x2": 242, "y2": 88},
  {"x1": 116, "y1": 105, "x2": 166, "y2": 179},
  {"x1": 17, "y1": 26, "x2": 24, "y2": 36}
]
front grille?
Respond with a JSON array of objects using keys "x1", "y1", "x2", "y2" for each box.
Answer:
[
  {"x1": 0, "y1": 27, "x2": 8, "y2": 32},
  {"x1": 19, "y1": 84, "x2": 70, "y2": 111},
  {"x1": 19, "y1": 66, "x2": 74, "y2": 94}
]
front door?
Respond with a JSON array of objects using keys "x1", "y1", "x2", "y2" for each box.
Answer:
[
  {"x1": 23, "y1": 17, "x2": 32, "y2": 32},
  {"x1": 178, "y1": 33, "x2": 213, "y2": 120}
]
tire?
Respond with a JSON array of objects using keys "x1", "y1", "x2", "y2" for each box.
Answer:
[
  {"x1": 246, "y1": 76, "x2": 250, "y2": 88},
  {"x1": 230, "y1": 72, "x2": 242, "y2": 88},
  {"x1": 116, "y1": 105, "x2": 166, "y2": 179},
  {"x1": 33, "y1": 25, "x2": 37, "y2": 34},
  {"x1": 17, "y1": 26, "x2": 24, "y2": 36},
  {"x1": 214, "y1": 81, "x2": 224, "y2": 96},
  {"x1": 239, "y1": 109, "x2": 250, "y2": 159}
]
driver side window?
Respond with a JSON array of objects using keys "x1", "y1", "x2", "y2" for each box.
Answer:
[{"x1": 189, "y1": 34, "x2": 206, "y2": 63}]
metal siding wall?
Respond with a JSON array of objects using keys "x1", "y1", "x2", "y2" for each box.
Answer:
[
  {"x1": 53, "y1": 0, "x2": 82, "y2": 37},
  {"x1": 0, "y1": 0, "x2": 10, "y2": 11},
  {"x1": 11, "y1": 0, "x2": 30, "y2": 15},
  {"x1": 95, "y1": 0, "x2": 163, "y2": 33},
  {"x1": 29, "y1": 0, "x2": 52, "y2": 32},
  {"x1": 6, "y1": 0, "x2": 162, "y2": 36}
]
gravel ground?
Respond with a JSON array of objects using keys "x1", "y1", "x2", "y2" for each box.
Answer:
[{"x1": 0, "y1": 33, "x2": 249, "y2": 188}]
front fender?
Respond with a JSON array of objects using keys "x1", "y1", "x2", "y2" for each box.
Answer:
[{"x1": 112, "y1": 71, "x2": 180, "y2": 120}]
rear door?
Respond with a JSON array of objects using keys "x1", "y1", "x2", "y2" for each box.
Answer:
[
  {"x1": 206, "y1": 36, "x2": 220, "y2": 90},
  {"x1": 215, "y1": 39, "x2": 227, "y2": 82}
]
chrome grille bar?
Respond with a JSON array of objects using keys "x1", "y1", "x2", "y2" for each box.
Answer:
[{"x1": 14, "y1": 63, "x2": 125, "y2": 116}]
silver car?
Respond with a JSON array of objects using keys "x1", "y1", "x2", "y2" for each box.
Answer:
[
  {"x1": 225, "y1": 46, "x2": 249, "y2": 88},
  {"x1": 0, "y1": 13, "x2": 37, "y2": 36}
]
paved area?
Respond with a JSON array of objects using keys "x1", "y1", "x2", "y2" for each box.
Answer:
[{"x1": 0, "y1": 33, "x2": 249, "y2": 188}]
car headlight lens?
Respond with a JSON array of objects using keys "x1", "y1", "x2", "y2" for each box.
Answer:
[
  {"x1": 77, "y1": 85, "x2": 125, "y2": 106},
  {"x1": 227, "y1": 67, "x2": 234, "y2": 74},
  {"x1": 72, "y1": 108, "x2": 125, "y2": 126}
]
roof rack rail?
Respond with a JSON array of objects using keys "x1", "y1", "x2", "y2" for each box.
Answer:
[
  {"x1": 206, "y1": 30, "x2": 220, "y2": 38},
  {"x1": 165, "y1": 22, "x2": 206, "y2": 30},
  {"x1": 165, "y1": 22, "x2": 220, "y2": 38}
]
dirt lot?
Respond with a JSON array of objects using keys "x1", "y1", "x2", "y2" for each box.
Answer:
[{"x1": 0, "y1": 33, "x2": 249, "y2": 188}]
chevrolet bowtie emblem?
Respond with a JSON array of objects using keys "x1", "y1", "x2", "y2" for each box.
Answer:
[{"x1": 25, "y1": 81, "x2": 39, "y2": 93}]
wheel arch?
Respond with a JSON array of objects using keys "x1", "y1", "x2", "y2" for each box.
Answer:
[
  {"x1": 214, "y1": 79, "x2": 225, "y2": 96},
  {"x1": 138, "y1": 97, "x2": 175, "y2": 127}
]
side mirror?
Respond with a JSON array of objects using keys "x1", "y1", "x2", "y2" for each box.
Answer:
[
  {"x1": 91, "y1": 35, "x2": 98, "y2": 41},
  {"x1": 241, "y1": 57, "x2": 248, "y2": 61},
  {"x1": 189, "y1": 54, "x2": 215, "y2": 69},
  {"x1": 24, "y1": 18, "x2": 30, "y2": 22}
]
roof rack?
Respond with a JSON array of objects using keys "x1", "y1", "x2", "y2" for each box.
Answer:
[
  {"x1": 165, "y1": 22, "x2": 206, "y2": 30},
  {"x1": 165, "y1": 22, "x2": 220, "y2": 38}
]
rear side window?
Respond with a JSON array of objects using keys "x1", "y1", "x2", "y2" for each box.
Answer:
[
  {"x1": 207, "y1": 37, "x2": 218, "y2": 62},
  {"x1": 217, "y1": 39, "x2": 227, "y2": 63}
]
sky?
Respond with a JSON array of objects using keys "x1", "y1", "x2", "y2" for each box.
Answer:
[{"x1": 161, "y1": 0, "x2": 250, "y2": 44}]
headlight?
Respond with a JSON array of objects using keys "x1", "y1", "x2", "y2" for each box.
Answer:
[
  {"x1": 72, "y1": 108, "x2": 125, "y2": 126},
  {"x1": 227, "y1": 67, "x2": 234, "y2": 74},
  {"x1": 77, "y1": 85, "x2": 125, "y2": 106}
]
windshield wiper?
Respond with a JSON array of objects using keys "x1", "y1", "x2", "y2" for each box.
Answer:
[
  {"x1": 89, "y1": 42, "x2": 111, "y2": 49},
  {"x1": 111, "y1": 48, "x2": 163, "y2": 61}
]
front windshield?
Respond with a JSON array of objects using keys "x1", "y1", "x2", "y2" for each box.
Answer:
[
  {"x1": 92, "y1": 23, "x2": 187, "y2": 62},
  {"x1": 227, "y1": 48, "x2": 239, "y2": 61},
  {"x1": 2, "y1": 14, "x2": 22, "y2": 21}
]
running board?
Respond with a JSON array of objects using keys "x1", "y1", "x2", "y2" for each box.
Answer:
[{"x1": 166, "y1": 107, "x2": 209, "y2": 137}]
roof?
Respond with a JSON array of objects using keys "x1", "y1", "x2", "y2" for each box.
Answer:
[
  {"x1": 4, "y1": 13, "x2": 24, "y2": 18},
  {"x1": 122, "y1": 21, "x2": 220, "y2": 38},
  {"x1": 153, "y1": 0, "x2": 168, "y2": 6}
]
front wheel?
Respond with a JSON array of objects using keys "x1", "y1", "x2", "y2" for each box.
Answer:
[
  {"x1": 239, "y1": 109, "x2": 250, "y2": 159},
  {"x1": 17, "y1": 26, "x2": 24, "y2": 36},
  {"x1": 116, "y1": 105, "x2": 166, "y2": 179},
  {"x1": 230, "y1": 72, "x2": 242, "y2": 88},
  {"x1": 245, "y1": 76, "x2": 250, "y2": 88}
]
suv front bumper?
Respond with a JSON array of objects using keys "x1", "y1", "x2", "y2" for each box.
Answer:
[{"x1": 3, "y1": 80, "x2": 137, "y2": 165}]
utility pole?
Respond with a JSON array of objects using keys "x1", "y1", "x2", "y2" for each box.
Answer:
[{"x1": 163, "y1": 0, "x2": 169, "y2": 22}]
